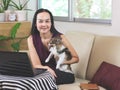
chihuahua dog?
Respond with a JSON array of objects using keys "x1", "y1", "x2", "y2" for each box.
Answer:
[{"x1": 45, "y1": 36, "x2": 73, "y2": 73}]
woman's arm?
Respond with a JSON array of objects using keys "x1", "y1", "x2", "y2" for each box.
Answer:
[
  {"x1": 27, "y1": 35, "x2": 42, "y2": 68},
  {"x1": 61, "y1": 35, "x2": 79, "y2": 65},
  {"x1": 27, "y1": 35, "x2": 57, "y2": 77}
]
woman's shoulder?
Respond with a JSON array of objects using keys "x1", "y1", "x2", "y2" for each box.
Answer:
[{"x1": 27, "y1": 35, "x2": 33, "y2": 42}]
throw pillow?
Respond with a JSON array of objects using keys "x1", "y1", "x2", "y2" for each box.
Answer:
[
  {"x1": 90, "y1": 61, "x2": 120, "y2": 90},
  {"x1": 111, "y1": 79, "x2": 120, "y2": 90}
]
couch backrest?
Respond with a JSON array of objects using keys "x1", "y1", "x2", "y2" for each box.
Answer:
[
  {"x1": 86, "y1": 35, "x2": 120, "y2": 80},
  {"x1": 65, "y1": 31, "x2": 95, "y2": 79}
]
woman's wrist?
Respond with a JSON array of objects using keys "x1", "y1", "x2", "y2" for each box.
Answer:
[
  {"x1": 34, "y1": 65, "x2": 49, "y2": 70},
  {"x1": 44, "y1": 66, "x2": 49, "y2": 70}
]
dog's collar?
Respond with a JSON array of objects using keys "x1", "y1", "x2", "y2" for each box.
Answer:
[{"x1": 57, "y1": 48, "x2": 68, "y2": 54}]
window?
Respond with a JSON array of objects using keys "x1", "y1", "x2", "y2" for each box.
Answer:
[{"x1": 38, "y1": 0, "x2": 112, "y2": 24}]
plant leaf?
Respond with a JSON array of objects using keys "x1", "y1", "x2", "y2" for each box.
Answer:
[
  {"x1": 11, "y1": 42, "x2": 20, "y2": 52},
  {"x1": 22, "y1": 0, "x2": 30, "y2": 10},
  {"x1": 10, "y1": 0, "x2": 30, "y2": 10},
  {"x1": 0, "y1": 46, "x2": 5, "y2": 48},
  {"x1": 2, "y1": 0, "x2": 12, "y2": 10},
  {"x1": 10, "y1": 1, "x2": 20, "y2": 10},
  {"x1": 10, "y1": 22, "x2": 21, "y2": 39},
  {"x1": 0, "y1": 35, "x2": 9, "y2": 40}
]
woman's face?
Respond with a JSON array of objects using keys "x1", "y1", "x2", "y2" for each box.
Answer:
[{"x1": 36, "y1": 12, "x2": 51, "y2": 34}]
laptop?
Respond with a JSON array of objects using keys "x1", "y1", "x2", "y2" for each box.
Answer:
[{"x1": 0, "y1": 51, "x2": 47, "y2": 77}]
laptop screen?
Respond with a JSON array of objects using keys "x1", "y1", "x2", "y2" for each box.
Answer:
[{"x1": 0, "y1": 51, "x2": 35, "y2": 77}]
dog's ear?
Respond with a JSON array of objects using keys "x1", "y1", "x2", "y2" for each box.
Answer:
[{"x1": 56, "y1": 36, "x2": 62, "y2": 40}]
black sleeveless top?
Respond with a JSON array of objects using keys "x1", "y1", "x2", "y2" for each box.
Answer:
[{"x1": 32, "y1": 32, "x2": 62, "y2": 70}]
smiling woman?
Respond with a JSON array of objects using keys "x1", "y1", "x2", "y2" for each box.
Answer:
[{"x1": 27, "y1": 8, "x2": 79, "y2": 86}]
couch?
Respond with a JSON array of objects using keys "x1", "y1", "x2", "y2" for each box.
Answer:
[{"x1": 58, "y1": 31, "x2": 120, "y2": 90}]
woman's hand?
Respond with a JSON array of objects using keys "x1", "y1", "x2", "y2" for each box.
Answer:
[{"x1": 46, "y1": 66, "x2": 57, "y2": 77}]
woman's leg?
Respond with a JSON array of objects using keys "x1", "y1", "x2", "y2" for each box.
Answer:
[{"x1": 55, "y1": 69, "x2": 75, "y2": 85}]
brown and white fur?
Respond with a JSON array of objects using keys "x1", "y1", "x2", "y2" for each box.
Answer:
[{"x1": 45, "y1": 36, "x2": 73, "y2": 73}]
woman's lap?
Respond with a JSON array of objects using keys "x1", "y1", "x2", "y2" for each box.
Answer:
[{"x1": 55, "y1": 69, "x2": 75, "y2": 85}]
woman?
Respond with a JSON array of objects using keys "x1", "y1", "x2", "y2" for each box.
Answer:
[{"x1": 27, "y1": 8, "x2": 79, "y2": 85}]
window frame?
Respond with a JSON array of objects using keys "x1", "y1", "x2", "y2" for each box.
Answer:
[{"x1": 37, "y1": 0, "x2": 112, "y2": 24}]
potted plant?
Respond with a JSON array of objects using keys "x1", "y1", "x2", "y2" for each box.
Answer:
[
  {"x1": 10, "y1": 0, "x2": 30, "y2": 21},
  {"x1": 2, "y1": 0, "x2": 12, "y2": 10},
  {"x1": 0, "y1": 6, "x2": 4, "y2": 13},
  {"x1": 0, "y1": 1, "x2": 4, "y2": 21},
  {"x1": 0, "y1": 12, "x2": 5, "y2": 22},
  {"x1": 0, "y1": 0, "x2": 12, "y2": 21},
  {"x1": 0, "y1": 22, "x2": 29, "y2": 52}
]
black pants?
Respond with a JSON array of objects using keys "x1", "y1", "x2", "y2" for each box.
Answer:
[{"x1": 55, "y1": 69, "x2": 75, "y2": 85}]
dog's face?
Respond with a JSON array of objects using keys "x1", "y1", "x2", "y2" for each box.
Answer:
[{"x1": 48, "y1": 36, "x2": 63, "y2": 50}]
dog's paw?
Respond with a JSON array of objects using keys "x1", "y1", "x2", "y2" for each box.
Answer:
[
  {"x1": 45, "y1": 58, "x2": 49, "y2": 63},
  {"x1": 56, "y1": 65, "x2": 60, "y2": 69}
]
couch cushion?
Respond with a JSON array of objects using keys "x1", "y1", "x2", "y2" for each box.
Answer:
[
  {"x1": 65, "y1": 31, "x2": 95, "y2": 79},
  {"x1": 86, "y1": 35, "x2": 120, "y2": 80},
  {"x1": 91, "y1": 61, "x2": 120, "y2": 90}
]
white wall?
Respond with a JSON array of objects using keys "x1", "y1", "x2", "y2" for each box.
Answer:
[{"x1": 28, "y1": 0, "x2": 120, "y2": 36}]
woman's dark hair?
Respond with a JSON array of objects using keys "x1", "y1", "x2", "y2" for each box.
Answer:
[{"x1": 31, "y1": 8, "x2": 59, "y2": 35}]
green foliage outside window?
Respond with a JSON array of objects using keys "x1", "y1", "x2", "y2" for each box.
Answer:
[{"x1": 38, "y1": 0, "x2": 111, "y2": 20}]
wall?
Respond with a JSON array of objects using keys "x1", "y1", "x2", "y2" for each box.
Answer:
[{"x1": 28, "y1": 0, "x2": 120, "y2": 36}]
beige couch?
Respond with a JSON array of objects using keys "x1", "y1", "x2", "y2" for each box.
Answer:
[{"x1": 58, "y1": 31, "x2": 120, "y2": 90}]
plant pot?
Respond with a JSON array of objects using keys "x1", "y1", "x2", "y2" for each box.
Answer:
[
  {"x1": 15, "y1": 10, "x2": 27, "y2": 21},
  {"x1": 5, "y1": 10, "x2": 11, "y2": 21},
  {"x1": 0, "y1": 13, "x2": 5, "y2": 22}
]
